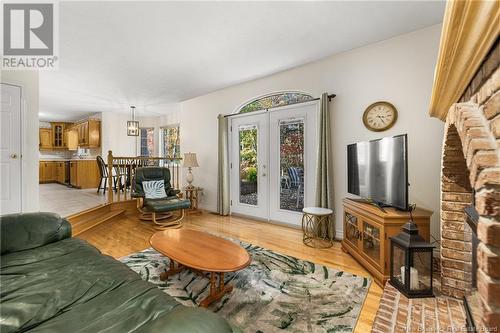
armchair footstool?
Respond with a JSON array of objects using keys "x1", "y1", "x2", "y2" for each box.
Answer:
[{"x1": 142, "y1": 197, "x2": 192, "y2": 228}]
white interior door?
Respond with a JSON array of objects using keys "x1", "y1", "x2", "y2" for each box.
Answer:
[
  {"x1": 0, "y1": 84, "x2": 22, "y2": 214},
  {"x1": 230, "y1": 113, "x2": 269, "y2": 220},
  {"x1": 269, "y1": 101, "x2": 318, "y2": 226}
]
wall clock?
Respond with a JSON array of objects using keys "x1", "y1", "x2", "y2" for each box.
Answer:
[{"x1": 362, "y1": 101, "x2": 398, "y2": 132}]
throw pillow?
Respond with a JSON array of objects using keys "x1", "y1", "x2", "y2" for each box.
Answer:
[{"x1": 142, "y1": 180, "x2": 167, "y2": 199}]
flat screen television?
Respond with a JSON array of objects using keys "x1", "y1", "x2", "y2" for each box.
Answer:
[{"x1": 347, "y1": 134, "x2": 408, "y2": 210}]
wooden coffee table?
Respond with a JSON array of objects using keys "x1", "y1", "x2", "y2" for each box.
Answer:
[{"x1": 150, "y1": 229, "x2": 251, "y2": 307}]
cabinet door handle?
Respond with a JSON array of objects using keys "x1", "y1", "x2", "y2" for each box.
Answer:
[{"x1": 355, "y1": 229, "x2": 360, "y2": 240}]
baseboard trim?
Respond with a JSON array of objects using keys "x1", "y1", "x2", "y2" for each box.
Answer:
[{"x1": 229, "y1": 212, "x2": 301, "y2": 230}]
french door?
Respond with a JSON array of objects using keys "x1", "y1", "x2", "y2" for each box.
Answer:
[
  {"x1": 230, "y1": 112, "x2": 269, "y2": 220},
  {"x1": 230, "y1": 101, "x2": 318, "y2": 226}
]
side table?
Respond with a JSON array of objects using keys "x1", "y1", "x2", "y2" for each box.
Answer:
[
  {"x1": 183, "y1": 186, "x2": 203, "y2": 214},
  {"x1": 302, "y1": 207, "x2": 334, "y2": 248}
]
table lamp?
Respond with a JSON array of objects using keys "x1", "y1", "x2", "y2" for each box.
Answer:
[{"x1": 183, "y1": 152, "x2": 199, "y2": 189}]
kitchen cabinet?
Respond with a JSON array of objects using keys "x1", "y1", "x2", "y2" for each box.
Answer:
[
  {"x1": 38, "y1": 163, "x2": 45, "y2": 181},
  {"x1": 39, "y1": 161, "x2": 66, "y2": 184},
  {"x1": 76, "y1": 119, "x2": 100, "y2": 148},
  {"x1": 69, "y1": 160, "x2": 100, "y2": 189},
  {"x1": 77, "y1": 123, "x2": 83, "y2": 145},
  {"x1": 47, "y1": 162, "x2": 55, "y2": 181},
  {"x1": 65, "y1": 129, "x2": 78, "y2": 150},
  {"x1": 39, "y1": 119, "x2": 100, "y2": 151},
  {"x1": 39, "y1": 128, "x2": 52, "y2": 149},
  {"x1": 51, "y1": 123, "x2": 65, "y2": 148},
  {"x1": 39, "y1": 161, "x2": 56, "y2": 183},
  {"x1": 54, "y1": 162, "x2": 66, "y2": 183}
]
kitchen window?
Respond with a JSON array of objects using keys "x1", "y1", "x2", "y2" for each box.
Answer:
[
  {"x1": 161, "y1": 125, "x2": 180, "y2": 160},
  {"x1": 140, "y1": 128, "x2": 155, "y2": 157}
]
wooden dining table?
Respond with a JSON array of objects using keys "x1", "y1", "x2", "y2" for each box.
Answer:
[{"x1": 150, "y1": 229, "x2": 251, "y2": 307}]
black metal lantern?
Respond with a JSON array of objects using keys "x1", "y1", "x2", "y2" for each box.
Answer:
[{"x1": 390, "y1": 218, "x2": 434, "y2": 298}]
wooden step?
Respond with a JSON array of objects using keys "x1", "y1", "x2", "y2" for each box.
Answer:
[
  {"x1": 71, "y1": 209, "x2": 125, "y2": 236},
  {"x1": 66, "y1": 204, "x2": 110, "y2": 225}
]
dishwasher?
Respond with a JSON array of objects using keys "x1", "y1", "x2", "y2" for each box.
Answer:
[{"x1": 64, "y1": 161, "x2": 72, "y2": 187}]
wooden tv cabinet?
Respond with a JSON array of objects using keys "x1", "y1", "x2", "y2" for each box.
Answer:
[{"x1": 341, "y1": 198, "x2": 432, "y2": 287}]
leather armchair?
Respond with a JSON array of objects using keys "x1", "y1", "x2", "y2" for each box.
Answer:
[
  {"x1": 132, "y1": 167, "x2": 191, "y2": 228},
  {"x1": 132, "y1": 167, "x2": 179, "y2": 198}
]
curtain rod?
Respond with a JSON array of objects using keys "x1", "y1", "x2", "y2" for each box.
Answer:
[{"x1": 224, "y1": 93, "x2": 336, "y2": 118}]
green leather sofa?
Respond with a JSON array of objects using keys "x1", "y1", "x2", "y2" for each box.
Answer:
[{"x1": 0, "y1": 212, "x2": 239, "y2": 333}]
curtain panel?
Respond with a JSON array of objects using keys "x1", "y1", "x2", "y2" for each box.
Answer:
[
  {"x1": 315, "y1": 93, "x2": 335, "y2": 239},
  {"x1": 217, "y1": 114, "x2": 230, "y2": 215}
]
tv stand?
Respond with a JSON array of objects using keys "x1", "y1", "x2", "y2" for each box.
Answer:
[
  {"x1": 348, "y1": 198, "x2": 388, "y2": 213},
  {"x1": 341, "y1": 198, "x2": 432, "y2": 287}
]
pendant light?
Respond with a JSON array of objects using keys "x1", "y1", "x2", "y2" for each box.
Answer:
[{"x1": 127, "y1": 105, "x2": 139, "y2": 136}]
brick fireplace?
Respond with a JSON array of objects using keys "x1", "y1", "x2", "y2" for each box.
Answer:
[
  {"x1": 440, "y1": 41, "x2": 499, "y2": 329},
  {"x1": 372, "y1": 40, "x2": 499, "y2": 332},
  {"x1": 371, "y1": 2, "x2": 499, "y2": 330}
]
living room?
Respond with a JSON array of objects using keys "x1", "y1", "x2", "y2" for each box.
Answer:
[{"x1": 1, "y1": 1, "x2": 499, "y2": 332}]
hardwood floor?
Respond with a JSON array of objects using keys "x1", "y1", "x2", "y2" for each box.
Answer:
[{"x1": 77, "y1": 210, "x2": 382, "y2": 332}]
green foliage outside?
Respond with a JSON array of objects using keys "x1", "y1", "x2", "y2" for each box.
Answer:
[
  {"x1": 239, "y1": 93, "x2": 313, "y2": 114},
  {"x1": 279, "y1": 122, "x2": 304, "y2": 169},
  {"x1": 238, "y1": 119, "x2": 305, "y2": 187},
  {"x1": 237, "y1": 92, "x2": 311, "y2": 187},
  {"x1": 239, "y1": 128, "x2": 257, "y2": 182},
  {"x1": 246, "y1": 167, "x2": 257, "y2": 182}
]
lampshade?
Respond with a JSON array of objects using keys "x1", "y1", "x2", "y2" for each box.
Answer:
[{"x1": 183, "y1": 152, "x2": 199, "y2": 168}]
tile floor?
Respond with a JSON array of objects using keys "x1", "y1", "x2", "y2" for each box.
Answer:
[{"x1": 39, "y1": 183, "x2": 107, "y2": 217}]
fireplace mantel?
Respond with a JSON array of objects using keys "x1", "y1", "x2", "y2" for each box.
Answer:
[{"x1": 428, "y1": 0, "x2": 499, "y2": 121}]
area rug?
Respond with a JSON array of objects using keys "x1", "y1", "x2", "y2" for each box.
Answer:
[{"x1": 120, "y1": 239, "x2": 370, "y2": 333}]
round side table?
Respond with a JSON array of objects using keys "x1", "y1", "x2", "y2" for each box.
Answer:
[
  {"x1": 302, "y1": 207, "x2": 334, "y2": 248},
  {"x1": 183, "y1": 187, "x2": 203, "y2": 214}
]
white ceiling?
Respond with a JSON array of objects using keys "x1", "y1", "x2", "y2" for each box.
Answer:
[{"x1": 39, "y1": 1, "x2": 445, "y2": 122}]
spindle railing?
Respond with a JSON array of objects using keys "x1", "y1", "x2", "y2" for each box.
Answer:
[{"x1": 106, "y1": 150, "x2": 182, "y2": 203}]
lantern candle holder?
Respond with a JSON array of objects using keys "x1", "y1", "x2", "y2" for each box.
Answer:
[{"x1": 389, "y1": 207, "x2": 434, "y2": 298}]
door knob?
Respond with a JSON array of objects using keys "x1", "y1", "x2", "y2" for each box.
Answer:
[{"x1": 10, "y1": 154, "x2": 17, "y2": 159}]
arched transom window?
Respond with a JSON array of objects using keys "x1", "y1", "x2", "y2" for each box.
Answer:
[{"x1": 237, "y1": 92, "x2": 314, "y2": 114}]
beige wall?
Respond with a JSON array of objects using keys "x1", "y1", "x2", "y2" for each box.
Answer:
[
  {"x1": 179, "y1": 25, "x2": 444, "y2": 239},
  {"x1": 1, "y1": 70, "x2": 40, "y2": 212},
  {"x1": 101, "y1": 112, "x2": 139, "y2": 157},
  {"x1": 101, "y1": 113, "x2": 179, "y2": 158}
]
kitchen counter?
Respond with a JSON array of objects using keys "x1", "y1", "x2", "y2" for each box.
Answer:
[
  {"x1": 39, "y1": 158, "x2": 98, "y2": 161},
  {"x1": 39, "y1": 160, "x2": 100, "y2": 189}
]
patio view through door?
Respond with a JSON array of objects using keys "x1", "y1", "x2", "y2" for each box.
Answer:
[
  {"x1": 230, "y1": 101, "x2": 318, "y2": 226},
  {"x1": 230, "y1": 113, "x2": 269, "y2": 220}
]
